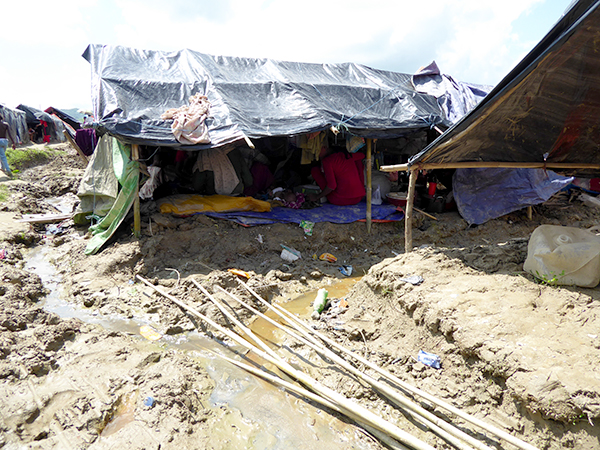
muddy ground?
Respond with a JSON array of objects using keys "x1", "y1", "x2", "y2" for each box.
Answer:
[{"x1": 0, "y1": 142, "x2": 599, "y2": 449}]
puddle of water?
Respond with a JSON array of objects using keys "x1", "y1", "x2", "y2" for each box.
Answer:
[
  {"x1": 44, "y1": 194, "x2": 78, "y2": 215},
  {"x1": 250, "y1": 275, "x2": 363, "y2": 341},
  {"x1": 206, "y1": 355, "x2": 373, "y2": 450}
]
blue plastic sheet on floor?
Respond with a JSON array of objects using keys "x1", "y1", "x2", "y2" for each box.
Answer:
[{"x1": 203, "y1": 201, "x2": 404, "y2": 226}]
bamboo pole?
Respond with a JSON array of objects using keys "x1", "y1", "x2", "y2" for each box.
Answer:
[
  {"x1": 212, "y1": 351, "x2": 411, "y2": 450},
  {"x1": 63, "y1": 130, "x2": 89, "y2": 165},
  {"x1": 136, "y1": 275, "x2": 435, "y2": 450},
  {"x1": 414, "y1": 207, "x2": 438, "y2": 221},
  {"x1": 379, "y1": 161, "x2": 600, "y2": 172},
  {"x1": 405, "y1": 167, "x2": 418, "y2": 253},
  {"x1": 366, "y1": 138, "x2": 372, "y2": 234},
  {"x1": 215, "y1": 284, "x2": 488, "y2": 450},
  {"x1": 238, "y1": 280, "x2": 540, "y2": 450},
  {"x1": 132, "y1": 144, "x2": 141, "y2": 238},
  {"x1": 526, "y1": 206, "x2": 533, "y2": 220}
]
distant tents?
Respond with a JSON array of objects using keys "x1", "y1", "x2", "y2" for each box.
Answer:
[{"x1": 0, "y1": 104, "x2": 30, "y2": 145}]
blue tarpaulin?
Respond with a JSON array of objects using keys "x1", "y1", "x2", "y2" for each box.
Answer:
[
  {"x1": 203, "y1": 201, "x2": 404, "y2": 226},
  {"x1": 453, "y1": 168, "x2": 573, "y2": 225}
]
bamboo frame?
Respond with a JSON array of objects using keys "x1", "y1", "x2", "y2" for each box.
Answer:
[
  {"x1": 380, "y1": 161, "x2": 600, "y2": 172},
  {"x1": 405, "y1": 167, "x2": 418, "y2": 252},
  {"x1": 380, "y1": 160, "x2": 600, "y2": 252}
]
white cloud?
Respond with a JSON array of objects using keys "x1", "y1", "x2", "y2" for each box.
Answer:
[{"x1": 0, "y1": 0, "x2": 571, "y2": 110}]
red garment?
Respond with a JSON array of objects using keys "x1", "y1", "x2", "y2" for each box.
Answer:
[{"x1": 312, "y1": 151, "x2": 365, "y2": 205}]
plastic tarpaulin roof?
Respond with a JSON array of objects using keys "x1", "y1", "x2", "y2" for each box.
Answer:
[
  {"x1": 83, "y1": 44, "x2": 448, "y2": 149},
  {"x1": 409, "y1": 0, "x2": 600, "y2": 171},
  {"x1": 0, "y1": 104, "x2": 30, "y2": 145}
]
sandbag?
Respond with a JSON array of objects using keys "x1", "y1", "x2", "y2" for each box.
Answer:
[{"x1": 524, "y1": 225, "x2": 600, "y2": 287}]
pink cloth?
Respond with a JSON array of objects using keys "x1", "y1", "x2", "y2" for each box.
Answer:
[{"x1": 162, "y1": 93, "x2": 210, "y2": 145}]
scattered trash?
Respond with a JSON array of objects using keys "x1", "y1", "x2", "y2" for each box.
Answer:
[
  {"x1": 339, "y1": 265, "x2": 353, "y2": 276},
  {"x1": 256, "y1": 234, "x2": 263, "y2": 244},
  {"x1": 0, "y1": 249, "x2": 5, "y2": 260},
  {"x1": 399, "y1": 274, "x2": 424, "y2": 285},
  {"x1": 338, "y1": 298, "x2": 349, "y2": 308},
  {"x1": 319, "y1": 253, "x2": 337, "y2": 263},
  {"x1": 140, "y1": 325, "x2": 162, "y2": 341},
  {"x1": 417, "y1": 350, "x2": 441, "y2": 369},
  {"x1": 313, "y1": 288, "x2": 329, "y2": 314},
  {"x1": 300, "y1": 220, "x2": 315, "y2": 236},
  {"x1": 228, "y1": 268, "x2": 251, "y2": 279},
  {"x1": 280, "y1": 244, "x2": 301, "y2": 262},
  {"x1": 143, "y1": 396, "x2": 155, "y2": 407}
]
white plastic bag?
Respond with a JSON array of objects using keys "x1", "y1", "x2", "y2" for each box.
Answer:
[{"x1": 372, "y1": 186, "x2": 382, "y2": 205}]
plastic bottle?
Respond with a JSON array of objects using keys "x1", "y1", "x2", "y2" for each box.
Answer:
[{"x1": 313, "y1": 288, "x2": 329, "y2": 313}]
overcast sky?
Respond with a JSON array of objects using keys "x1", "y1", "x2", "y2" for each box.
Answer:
[{"x1": 1, "y1": 0, "x2": 574, "y2": 112}]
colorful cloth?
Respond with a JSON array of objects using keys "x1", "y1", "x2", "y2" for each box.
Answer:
[{"x1": 284, "y1": 192, "x2": 305, "y2": 209}]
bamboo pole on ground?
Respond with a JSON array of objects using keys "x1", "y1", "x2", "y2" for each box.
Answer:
[
  {"x1": 131, "y1": 144, "x2": 141, "y2": 238},
  {"x1": 214, "y1": 284, "x2": 488, "y2": 450},
  {"x1": 212, "y1": 351, "x2": 411, "y2": 450},
  {"x1": 136, "y1": 275, "x2": 435, "y2": 450},
  {"x1": 405, "y1": 167, "x2": 418, "y2": 252},
  {"x1": 366, "y1": 138, "x2": 372, "y2": 234},
  {"x1": 238, "y1": 279, "x2": 540, "y2": 450}
]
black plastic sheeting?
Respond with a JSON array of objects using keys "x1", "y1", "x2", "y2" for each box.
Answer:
[
  {"x1": 45, "y1": 107, "x2": 81, "y2": 131},
  {"x1": 82, "y1": 44, "x2": 448, "y2": 149},
  {"x1": 0, "y1": 104, "x2": 30, "y2": 145},
  {"x1": 409, "y1": 0, "x2": 600, "y2": 173}
]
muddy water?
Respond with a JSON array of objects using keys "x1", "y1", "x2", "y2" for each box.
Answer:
[
  {"x1": 25, "y1": 246, "x2": 372, "y2": 449},
  {"x1": 249, "y1": 275, "x2": 361, "y2": 343}
]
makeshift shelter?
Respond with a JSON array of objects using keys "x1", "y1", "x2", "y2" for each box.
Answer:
[
  {"x1": 381, "y1": 0, "x2": 600, "y2": 250},
  {"x1": 80, "y1": 44, "x2": 475, "y2": 253},
  {"x1": 0, "y1": 104, "x2": 30, "y2": 145},
  {"x1": 16, "y1": 104, "x2": 66, "y2": 144}
]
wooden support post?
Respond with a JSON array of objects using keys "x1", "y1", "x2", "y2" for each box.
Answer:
[
  {"x1": 405, "y1": 167, "x2": 418, "y2": 253},
  {"x1": 527, "y1": 206, "x2": 533, "y2": 220},
  {"x1": 63, "y1": 130, "x2": 89, "y2": 165},
  {"x1": 132, "y1": 144, "x2": 141, "y2": 238},
  {"x1": 366, "y1": 139, "x2": 372, "y2": 234}
]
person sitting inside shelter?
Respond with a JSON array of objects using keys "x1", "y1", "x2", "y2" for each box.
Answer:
[{"x1": 308, "y1": 146, "x2": 366, "y2": 205}]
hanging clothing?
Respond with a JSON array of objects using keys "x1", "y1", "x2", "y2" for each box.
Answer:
[
  {"x1": 193, "y1": 145, "x2": 239, "y2": 195},
  {"x1": 299, "y1": 131, "x2": 327, "y2": 164},
  {"x1": 161, "y1": 93, "x2": 211, "y2": 145}
]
